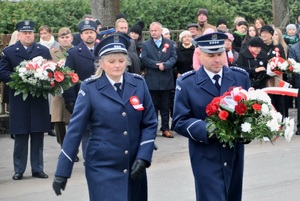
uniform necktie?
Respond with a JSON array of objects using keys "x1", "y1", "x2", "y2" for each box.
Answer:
[
  {"x1": 213, "y1": 74, "x2": 221, "y2": 91},
  {"x1": 114, "y1": 83, "x2": 122, "y2": 97},
  {"x1": 90, "y1": 49, "x2": 94, "y2": 54}
]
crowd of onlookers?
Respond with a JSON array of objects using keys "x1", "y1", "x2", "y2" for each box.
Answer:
[
  {"x1": 2, "y1": 7, "x2": 300, "y2": 181},
  {"x1": 2, "y1": 6, "x2": 300, "y2": 201}
]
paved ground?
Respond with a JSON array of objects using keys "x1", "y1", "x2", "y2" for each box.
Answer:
[{"x1": 0, "y1": 109, "x2": 300, "y2": 201}]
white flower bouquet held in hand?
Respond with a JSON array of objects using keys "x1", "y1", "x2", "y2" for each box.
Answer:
[{"x1": 7, "y1": 56, "x2": 79, "y2": 100}]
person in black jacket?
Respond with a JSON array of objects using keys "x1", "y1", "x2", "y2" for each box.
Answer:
[
  {"x1": 237, "y1": 37, "x2": 268, "y2": 89},
  {"x1": 260, "y1": 25, "x2": 286, "y2": 117}
]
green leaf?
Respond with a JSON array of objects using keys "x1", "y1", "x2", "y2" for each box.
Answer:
[{"x1": 22, "y1": 93, "x2": 28, "y2": 101}]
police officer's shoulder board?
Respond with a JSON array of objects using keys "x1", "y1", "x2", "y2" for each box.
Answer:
[
  {"x1": 2, "y1": 44, "x2": 14, "y2": 53},
  {"x1": 132, "y1": 73, "x2": 144, "y2": 80},
  {"x1": 230, "y1": 66, "x2": 248, "y2": 75},
  {"x1": 178, "y1": 70, "x2": 196, "y2": 81},
  {"x1": 83, "y1": 77, "x2": 97, "y2": 84}
]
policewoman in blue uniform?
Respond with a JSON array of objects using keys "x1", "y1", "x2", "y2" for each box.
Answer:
[
  {"x1": 53, "y1": 34, "x2": 158, "y2": 201},
  {"x1": 172, "y1": 32, "x2": 251, "y2": 201},
  {"x1": 0, "y1": 20, "x2": 51, "y2": 180}
]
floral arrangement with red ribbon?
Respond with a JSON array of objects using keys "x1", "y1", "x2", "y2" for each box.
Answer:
[
  {"x1": 267, "y1": 47, "x2": 300, "y2": 77},
  {"x1": 162, "y1": 43, "x2": 170, "y2": 53},
  {"x1": 205, "y1": 86, "x2": 294, "y2": 147},
  {"x1": 8, "y1": 56, "x2": 79, "y2": 100}
]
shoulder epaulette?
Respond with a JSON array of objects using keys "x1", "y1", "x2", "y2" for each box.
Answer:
[
  {"x1": 178, "y1": 70, "x2": 196, "y2": 80},
  {"x1": 84, "y1": 77, "x2": 97, "y2": 84},
  {"x1": 230, "y1": 66, "x2": 246, "y2": 72},
  {"x1": 132, "y1": 73, "x2": 144, "y2": 80}
]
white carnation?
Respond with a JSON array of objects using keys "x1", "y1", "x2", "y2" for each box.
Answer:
[
  {"x1": 261, "y1": 103, "x2": 270, "y2": 115},
  {"x1": 283, "y1": 117, "x2": 295, "y2": 142},
  {"x1": 241, "y1": 122, "x2": 252, "y2": 133},
  {"x1": 266, "y1": 119, "x2": 280, "y2": 132}
]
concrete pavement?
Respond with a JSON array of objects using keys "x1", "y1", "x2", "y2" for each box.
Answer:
[{"x1": 1, "y1": 110, "x2": 300, "y2": 201}]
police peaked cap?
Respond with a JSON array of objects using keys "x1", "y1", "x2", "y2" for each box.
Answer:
[
  {"x1": 95, "y1": 34, "x2": 130, "y2": 57},
  {"x1": 194, "y1": 32, "x2": 228, "y2": 54}
]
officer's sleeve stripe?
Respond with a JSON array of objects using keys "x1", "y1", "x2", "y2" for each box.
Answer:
[
  {"x1": 61, "y1": 149, "x2": 73, "y2": 162},
  {"x1": 187, "y1": 120, "x2": 202, "y2": 141},
  {"x1": 140, "y1": 139, "x2": 155, "y2": 146}
]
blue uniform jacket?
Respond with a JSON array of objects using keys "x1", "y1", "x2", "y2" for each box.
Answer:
[
  {"x1": 0, "y1": 41, "x2": 52, "y2": 134},
  {"x1": 141, "y1": 37, "x2": 177, "y2": 90},
  {"x1": 63, "y1": 41, "x2": 97, "y2": 103},
  {"x1": 55, "y1": 72, "x2": 158, "y2": 201},
  {"x1": 172, "y1": 66, "x2": 251, "y2": 201}
]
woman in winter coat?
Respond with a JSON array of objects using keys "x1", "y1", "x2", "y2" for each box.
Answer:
[{"x1": 236, "y1": 37, "x2": 268, "y2": 89}]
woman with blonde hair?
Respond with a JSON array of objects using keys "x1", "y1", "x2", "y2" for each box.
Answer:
[
  {"x1": 273, "y1": 28, "x2": 288, "y2": 59},
  {"x1": 53, "y1": 34, "x2": 157, "y2": 201},
  {"x1": 273, "y1": 27, "x2": 291, "y2": 117}
]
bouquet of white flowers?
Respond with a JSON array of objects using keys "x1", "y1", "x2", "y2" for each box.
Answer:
[{"x1": 8, "y1": 56, "x2": 79, "y2": 100}]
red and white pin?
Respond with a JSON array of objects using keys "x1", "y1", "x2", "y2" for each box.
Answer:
[{"x1": 130, "y1": 96, "x2": 144, "y2": 111}]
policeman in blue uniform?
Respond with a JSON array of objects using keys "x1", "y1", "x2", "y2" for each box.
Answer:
[
  {"x1": 0, "y1": 20, "x2": 52, "y2": 180},
  {"x1": 53, "y1": 34, "x2": 158, "y2": 201},
  {"x1": 63, "y1": 20, "x2": 99, "y2": 160},
  {"x1": 172, "y1": 32, "x2": 251, "y2": 201}
]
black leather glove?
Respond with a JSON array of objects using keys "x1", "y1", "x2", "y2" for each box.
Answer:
[
  {"x1": 53, "y1": 176, "x2": 67, "y2": 196},
  {"x1": 65, "y1": 102, "x2": 75, "y2": 114},
  {"x1": 130, "y1": 159, "x2": 147, "y2": 180}
]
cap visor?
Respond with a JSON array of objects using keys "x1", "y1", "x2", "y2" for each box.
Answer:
[
  {"x1": 200, "y1": 47, "x2": 225, "y2": 54},
  {"x1": 100, "y1": 49, "x2": 127, "y2": 57}
]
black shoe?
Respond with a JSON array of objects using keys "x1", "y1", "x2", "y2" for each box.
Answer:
[
  {"x1": 296, "y1": 131, "x2": 300, "y2": 135},
  {"x1": 74, "y1": 156, "x2": 79, "y2": 162},
  {"x1": 32, "y1": 171, "x2": 48, "y2": 178},
  {"x1": 48, "y1": 130, "x2": 56, "y2": 136},
  {"x1": 12, "y1": 173, "x2": 23, "y2": 180}
]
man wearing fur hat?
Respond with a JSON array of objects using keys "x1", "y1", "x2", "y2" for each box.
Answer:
[{"x1": 196, "y1": 8, "x2": 217, "y2": 36}]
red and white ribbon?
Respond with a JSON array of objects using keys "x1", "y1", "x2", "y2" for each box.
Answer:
[{"x1": 261, "y1": 87, "x2": 298, "y2": 97}]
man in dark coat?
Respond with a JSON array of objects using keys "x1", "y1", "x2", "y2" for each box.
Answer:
[
  {"x1": 63, "y1": 20, "x2": 98, "y2": 160},
  {"x1": 0, "y1": 20, "x2": 52, "y2": 180},
  {"x1": 172, "y1": 32, "x2": 251, "y2": 201},
  {"x1": 141, "y1": 21, "x2": 177, "y2": 138}
]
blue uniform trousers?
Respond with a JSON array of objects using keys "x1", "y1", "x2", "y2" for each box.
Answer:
[{"x1": 13, "y1": 133, "x2": 44, "y2": 173}]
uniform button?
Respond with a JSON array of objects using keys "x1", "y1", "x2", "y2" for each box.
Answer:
[
  {"x1": 123, "y1": 131, "x2": 128, "y2": 136},
  {"x1": 122, "y1": 112, "x2": 126, "y2": 117},
  {"x1": 223, "y1": 144, "x2": 226, "y2": 148},
  {"x1": 124, "y1": 150, "x2": 129, "y2": 155},
  {"x1": 224, "y1": 162, "x2": 227, "y2": 167},
  {"x1": 123, "y1": 169, "x2": 128, "y2": 173},
  {"x1": 199, "y1": 140, "x2": 203, "y2": 143}
]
